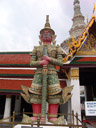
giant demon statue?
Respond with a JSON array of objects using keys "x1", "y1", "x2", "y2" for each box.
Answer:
[{"x1": 21, "y1": 15, "x2": 73, "y2": 124}]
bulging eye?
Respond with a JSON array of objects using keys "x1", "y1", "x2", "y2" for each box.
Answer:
[{"x1": 48, "y1": 33, "x2": 51, "y2": 36}]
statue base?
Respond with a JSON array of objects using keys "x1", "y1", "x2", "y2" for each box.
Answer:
[
  {"x1": 14, "y1": 123, "x2": 69, "y2": 128},
  {"x1": 21, "y1": 126, "x2": 43, "y2": 128},
  {"x1": 14, "y1": 116, "x2": 68, "y2": 128}
]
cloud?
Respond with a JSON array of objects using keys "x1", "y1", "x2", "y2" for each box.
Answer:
[{"x1": 0, "y1": 0, "x2": 95, "y2": 51}]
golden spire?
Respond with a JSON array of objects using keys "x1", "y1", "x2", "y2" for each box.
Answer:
[{"x1": 40, "y1": 15, "x2": 55, "y2": 34}]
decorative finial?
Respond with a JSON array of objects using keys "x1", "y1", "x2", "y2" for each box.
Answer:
[
  {"x1": 87, "y1": 14, "x2": 88, "y2": 24},
  {"x1": 92, "y1": 3, "x2": 95, "y2": 18},
  {"x1": 68, "y1": 41, "x2": 72, "y2": 50},
  {"x1": 93, "y1": 3, "x2": 95, "y2": 13}
]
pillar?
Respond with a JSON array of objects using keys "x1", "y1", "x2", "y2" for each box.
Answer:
[
  {"x1": 3, "y1": 95, "x2": 12, "y2": 122},
  {"x1": 15, "y1": 95, "x2": 21, "y2": 115},
  {"x1": 66, "y1": 79, "x2": 72, "y2": 122},
  {"x1": 84, "y1": 86, "x2": 87, "y2": 101},
  {"x1": 70, "y1": 68, "x2": 81, "y2": 119}
]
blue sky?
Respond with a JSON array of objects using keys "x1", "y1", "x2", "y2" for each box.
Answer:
[{"x1": 0, "y1": 0, "x2": 95, "y2": 51}]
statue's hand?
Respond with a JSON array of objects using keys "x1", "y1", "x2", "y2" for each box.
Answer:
[
  {"x1": 42, "y1": 55, "x2": 51, "y2": 62},
  {"x1": 40, "y1": 60, "x2": 49, "y2": 65}
]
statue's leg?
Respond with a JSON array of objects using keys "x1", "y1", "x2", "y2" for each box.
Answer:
[
  {"x1": 48, "y1": 104, "x2": 59, "y2": 122},
  {"x1": 28, "y1": 74, "x2": 42, "y2": 121},
  {"x1": 47, "y1": 74, "x2": 61, "y2": 122},
  {"x1": 31, "y1": 103, "x2": 41, "y2": 121}
]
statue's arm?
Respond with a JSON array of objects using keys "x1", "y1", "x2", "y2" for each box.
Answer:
[
  {"x1": 49, "y1": 46, "x2": 64, "y2": 66},
  {"x1": 50, "y1": 54, "x2": 63, "y2": 66},
  {"x1": 30, "y1": 47, "x2": 41, "y2": 67}
]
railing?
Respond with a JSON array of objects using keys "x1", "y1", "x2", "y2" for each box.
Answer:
[{"x1": 0, "y1": 110, "x2": 86, "y2": 128}]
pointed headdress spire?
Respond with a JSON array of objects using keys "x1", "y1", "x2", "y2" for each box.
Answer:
[
  {"x1": 40, "y1": 15, "x2": 55, "y2": 34},
  {"x1": 44, "y1": 15, "x2": 51, "y2": 28},
  {"x1": 74, "y1": 0, "x2": 79, "y2": 5}
]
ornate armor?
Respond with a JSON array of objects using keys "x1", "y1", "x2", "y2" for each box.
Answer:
[{"x1": 29, "y1": 44, "x2": 64, "y2": 104}]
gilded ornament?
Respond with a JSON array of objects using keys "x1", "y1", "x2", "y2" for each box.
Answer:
[
  {"x1": 61, "y1": 85, "x2": 74, "y2": 104},
  {"x1": 76, "y1": 33, "x2": 96, "y2": 55},
  {"x1": 62, "y1": 69, "x2": 70, "y2": 80},
  {"x1": 70, "y1": 68, "x2": 79, "y2": 80}
]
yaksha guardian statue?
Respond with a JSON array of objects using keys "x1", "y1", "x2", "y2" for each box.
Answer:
[{"x1": 21, "y1": 15, "x2": 73, "y2": 124}]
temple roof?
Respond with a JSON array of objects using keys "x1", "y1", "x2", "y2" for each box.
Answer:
[
  {"x1": 64, "y1": 6, "x2": 96, "y2": 63},
  {"x1": 0, "y1": 52, "x2": 31, "y2": 67}
]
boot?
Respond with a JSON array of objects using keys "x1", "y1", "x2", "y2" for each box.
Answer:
[
  {"x1": 31, "y1": 103, "x2": 41, "y2": 121},
  {"x1": 48, "y1": 104, "x2": 59, "y2": 122}
]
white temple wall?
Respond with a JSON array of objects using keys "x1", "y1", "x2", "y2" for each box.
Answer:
[{"x1": 3, "y1": 95, "x2": 12, "y2": 122}]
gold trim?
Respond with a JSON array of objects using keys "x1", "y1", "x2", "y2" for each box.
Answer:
[
  {"x1": 36, "y1": 70, "x2": 57, "y2": 74},
  {"x1": 48, "y1": 84, "x2": 61, "y2": 95},
  {"x1": 33, "y1": 113, "x2": 41, "y2": 117},
  {"x1": 48, "y1": 98, "x2": 60, "y2": 104},
  {"x1": 48, "y1": 114, "x2": 57, "y2": 118},
  {"x1": 31, "y1": 83, "x2": 42, "y2": 89},
  {"x1": 48, "y1": 95, "x2": 61, "y2": 99},
  {"x1": 76, "y1": 51, "x2": 96, "y2": 55},
  {"x1": 71, "y1": 76, "x2": 79, "y2": 80},
  {"x1": 30, "y1": 98, "x2": 41, "y2": 104},
  {"x1": 48, "y1": 84, "x2": 60, "y2": 90},
  {"x1": 48, "y1": 89, "x2": 61, "y2": 95},
  {"x1": 29, "y1": 88, "x2": 42, "y2": 95}
]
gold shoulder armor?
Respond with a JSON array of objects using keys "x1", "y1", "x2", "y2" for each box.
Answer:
[
  {"x1": 31, "y1": 46, "x2": 37, "y2": 56},
  {"x1": 56, "y1": 45, "x2": 66, "y2": 56}
]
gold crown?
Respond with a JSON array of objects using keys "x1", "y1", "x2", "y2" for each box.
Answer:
[{"x1": 40, "y1": 15, "x2": 55, "y2": 34}]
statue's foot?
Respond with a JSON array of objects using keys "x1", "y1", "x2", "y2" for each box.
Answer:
[
  {"x1": 48, "y1": 117, "x2": 57, "y2": 123},
  {"x1": 49, "y1": 116, "x2": 66, "y2": 125},
  {"x1": 31, "y1": 117, "x2": 38, "y2": 122}
]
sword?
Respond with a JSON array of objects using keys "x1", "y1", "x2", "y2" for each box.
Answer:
[{"x1": 41, "y1": 45, "x2": 48, "y2": 123}]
